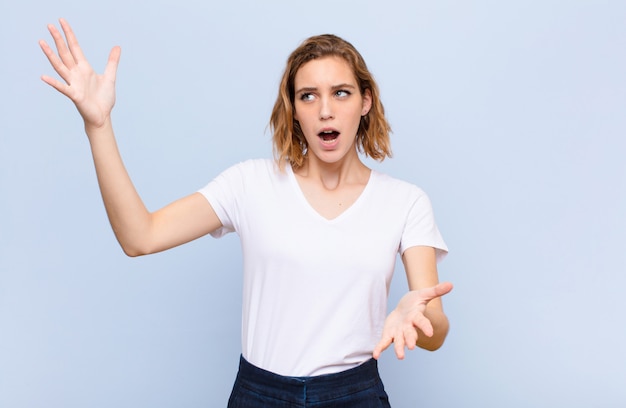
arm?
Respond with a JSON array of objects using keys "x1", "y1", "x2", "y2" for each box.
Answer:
[
  {"x1": 40, "y1": 19, "x2": 222, "y2": 256},
  {"x1": 373, "y1": 246, "x2": 453, "y2": 359},
  {"x1": 86, "y1": 119, "x2": 221, "y2": 256},
  {"x1": 402, "y1": 246, "x2": 451, "y2": 351}
]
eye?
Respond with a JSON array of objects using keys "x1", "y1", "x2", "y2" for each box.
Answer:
[
  {"x1": 299, "y1": 93, "x2": 315, "y2": 102},
  {"x1": 335, "y1": 89, "x2": 351, "y2": 98}
]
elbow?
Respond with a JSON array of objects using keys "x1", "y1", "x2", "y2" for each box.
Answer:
[
  {"x1": 113, "y1": 226, "x2": 155, "y2": 257},
  {"x1": 122, "y1": 247, "x2": 144, "y2": 257},
  {"x1": 118, "y1": 238, "x2": 151, "y2": 258},
  {"x1": 108, "y1": 212, "x2": 158, "y2": 257},
  {"x1": 421, "y1": 337, "x2": 446, "y2": 352}
]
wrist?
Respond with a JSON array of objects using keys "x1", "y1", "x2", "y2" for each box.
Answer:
[{"x1": 84, "y1": 116, "x2": 113, "y2": 138}]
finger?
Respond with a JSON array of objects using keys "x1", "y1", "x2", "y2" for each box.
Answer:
[
  {"x1": 39, "y1": 39, "x2": 72, "y2": 88},
  {"x1": 403, "y1": 326, "x2": 418, "y2": 350},
  {"x1": 413, "y1": 314, "x2": 434, "y2": 337},
  {"x1": 59, "y1": 18, "x2": 87, "y2": 64},
  {"x1": 47, "y1": 22, "x2": 76, "y2": 68},
  {"x1": 104, "y1": 46, "x2": 122, "y2": 82},
  {"x1": 373, "y1": 336, "x2": 392, "y2": 360},
  {"x1": 40, "y1": 74, "x2": 71, "y2": 96},
  {"x1": 393, "y1": 331, "x2": 406, "y2": 359},
  {"x1": 435, "y1": 281, "x2": 454, "y2": 296},
  {"x1": 419, "y1": 282, "x2": 454, "y2": 303}
]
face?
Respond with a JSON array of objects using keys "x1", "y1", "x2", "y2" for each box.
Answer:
[{"x1": 293, "y1": 56, "x2": 372, "y2": 166}]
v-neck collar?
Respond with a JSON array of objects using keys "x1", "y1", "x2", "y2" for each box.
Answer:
[{"x1": 286, "y1": 164, "x2": 375, "y2": 222}]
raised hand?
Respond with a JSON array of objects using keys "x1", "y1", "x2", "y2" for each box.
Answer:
[
  {"x1": 373, "y1": 281, "x2": 453, "y2": 360},
  {"x1": 39, "y1": 18, "x2": 121, "y2": 130}
]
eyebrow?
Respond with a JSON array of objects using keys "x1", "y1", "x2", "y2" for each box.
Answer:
[{"x1": 295, "y1": 83, "x2": 358, "y2": 94}]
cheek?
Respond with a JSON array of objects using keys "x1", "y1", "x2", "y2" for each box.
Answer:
[
  {"x1": 294, "y1": 106, "x2": 314, "y2": 126},
  {"x1": 293, "y1": 102, "x2": 310, "y2": 123}
]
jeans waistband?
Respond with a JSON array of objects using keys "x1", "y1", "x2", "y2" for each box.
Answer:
[{"x1": 235, "y1": 355, "x2": 382, "y2": 404}]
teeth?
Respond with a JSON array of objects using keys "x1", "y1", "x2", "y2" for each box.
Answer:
[{"x1": 319, "y1": 131, "x2": 339, "y2": 144}]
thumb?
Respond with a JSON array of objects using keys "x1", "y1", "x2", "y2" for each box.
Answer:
[
  {"x1": 104, "y1": 46, "x2": 121, "y2": 81},
  {"x1": 434, "y1": 281, "x2": 453, "y2": 297},
  {"x1": 420, "y1": 281, "x2": 453, "y2": 302}
]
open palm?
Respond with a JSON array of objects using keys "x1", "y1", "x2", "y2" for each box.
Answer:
[
  {"x1": 373, "y1": 281, "x2": 453, "y2": 359},
  {"x1": 40, "y1": 18, "x2": 120, "y2": 129}
]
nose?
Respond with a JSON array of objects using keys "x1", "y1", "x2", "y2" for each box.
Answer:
[{"x1": 319, "y1": 97, "x2": 334, "y2": 120}]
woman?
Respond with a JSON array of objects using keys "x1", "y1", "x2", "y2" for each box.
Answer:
[{"x1": 40, "y1": 19, "x2": 453, "y2": 407}]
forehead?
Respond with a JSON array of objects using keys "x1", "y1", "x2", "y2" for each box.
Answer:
[{"x1": 294, "y1": 56, "x2": 357, "y2": 87}]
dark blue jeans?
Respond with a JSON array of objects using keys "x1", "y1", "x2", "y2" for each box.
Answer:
[{"x1": 227, "y1": 356, "x2": 391, "y2": 407}]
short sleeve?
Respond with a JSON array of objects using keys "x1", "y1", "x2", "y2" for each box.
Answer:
[
  {"x1": 197, "y1": 161, "x2": 248, "y2": 238},
  {"x1": 399, "y1": 189, "x2": 448, "y2": 262}
]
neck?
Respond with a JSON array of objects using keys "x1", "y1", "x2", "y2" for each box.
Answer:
[{"x1": 296, "y1": 150, "x2": 370, "y2": 191}]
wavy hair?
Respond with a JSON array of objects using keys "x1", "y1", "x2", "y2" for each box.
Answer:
[{"x1": 270, "y1": 34, "x2": 392, "y2": 170}]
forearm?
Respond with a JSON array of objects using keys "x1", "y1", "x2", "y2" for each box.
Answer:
[{"x1": 87, "y1": 118, "x2": 152, "y2": 256}]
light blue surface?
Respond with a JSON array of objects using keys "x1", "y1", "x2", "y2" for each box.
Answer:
[{"x1": 1, "y1": 1, "x2": 625, "y2": 407}]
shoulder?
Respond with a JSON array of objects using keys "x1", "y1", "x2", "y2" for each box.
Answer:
[
  {"x1": 225, "y1": 158, "x2": 275, "y2": 172},
  {"x1": 199, "y1": 158, "x2": 281, "y2": 205},
  {"x1": 371, "y1": 170, "x2": 428, "y2": 201},
  {"x1": 217, "y1": 158, "x2": 280, "y2": 179},
  {"x1": 210, "y1": 159, "x2": 293, "y2": 194}
]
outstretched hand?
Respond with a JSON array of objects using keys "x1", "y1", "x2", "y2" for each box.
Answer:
[
  {"x1": 373, "y1": 282, "x2": 453, "y2": 360},
  {"x1": 39, "y1": 18, "x2": 121, "y2": 130}
]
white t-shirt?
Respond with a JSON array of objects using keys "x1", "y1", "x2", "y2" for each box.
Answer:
[{"x1": 198, "y1": 159, "x2": 447, "y2": 376}]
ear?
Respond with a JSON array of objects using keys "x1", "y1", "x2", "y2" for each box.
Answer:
[{"x1": 361, "y1": 89, "x2": 372, "y2": 116}]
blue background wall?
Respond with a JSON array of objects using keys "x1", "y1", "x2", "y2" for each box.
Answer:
[{"x1": 1, "y1": 1, "x2": 625, "y2": 406}]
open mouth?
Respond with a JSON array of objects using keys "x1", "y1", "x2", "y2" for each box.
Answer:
[{"x1": 318, "y1": 130, "x2": 340, "y2": 143}]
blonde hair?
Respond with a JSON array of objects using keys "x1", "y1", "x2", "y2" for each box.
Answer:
[{"x1": 270, "y1": 34, "x2": 392, "y2": 170}]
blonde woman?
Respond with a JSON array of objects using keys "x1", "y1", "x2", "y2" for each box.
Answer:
[{"x1": 40, "y1": 19, "x2": 453, "y2": 407}]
